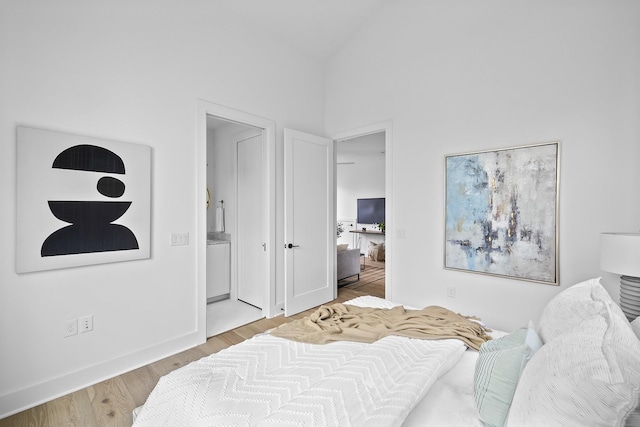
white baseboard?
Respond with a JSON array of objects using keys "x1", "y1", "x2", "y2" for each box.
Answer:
[{"x1": 0, "y1": 332, "x2": 201, "y2": 419}]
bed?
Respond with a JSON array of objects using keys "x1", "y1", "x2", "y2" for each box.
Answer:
[{"x1": 133, "y1": 278, "x2": 640, "y2": 426}]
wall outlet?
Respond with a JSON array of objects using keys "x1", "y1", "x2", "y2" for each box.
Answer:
[
  {"x1": 64, "y1": 318, "x2": 78, "y2": 337},
  {"x1": 171, "y1": 232, "x2": 189, "y2": 246},
  {"x1": 447, "y1": 286, "x2": 456, "y2": 298},
  {"x1": 79, "y1": 315, "x2": 93, "y2": 333}
]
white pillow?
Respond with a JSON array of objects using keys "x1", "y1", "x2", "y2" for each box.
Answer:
[
  {"x1": 537, "y1": 277, "x2": 628, "y2": 343},
  {"x1": 508, "y1": 302, "x2": 640, "y2": 426},
  {"x1": 474, "y1": 321, "x2": 543, "y2": 427},
  {"x1": 337, "y1": 243, "x2": 349, "y2": 252}
]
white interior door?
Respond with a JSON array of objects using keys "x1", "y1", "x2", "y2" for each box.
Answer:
[
  {"x1": 236, "y1": 130, "x2": 264, "y2": 308},
  {"x1": 284, "y1": 128, "x2": 335, "y2": 316}
]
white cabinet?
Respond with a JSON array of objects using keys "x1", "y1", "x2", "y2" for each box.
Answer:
[{"x1": 206, "y1": 242, "x2": 230, "y2": 300}]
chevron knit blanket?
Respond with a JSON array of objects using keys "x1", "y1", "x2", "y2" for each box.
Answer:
[
  {"x1": 270, "y1": 303, "x2": 491, "y2": 350},
  {"x1": 132, "y1": 297, "x2": 471, "y2": 427}
]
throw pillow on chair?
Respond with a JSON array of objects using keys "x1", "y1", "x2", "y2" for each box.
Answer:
[{"x1": 367, "y1": 241, "x2": 385, "y2": 261}]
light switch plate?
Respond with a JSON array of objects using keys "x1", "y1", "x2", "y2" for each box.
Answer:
[{"x1": 171, "y1": 232, "x2": 189, "y2": 246}]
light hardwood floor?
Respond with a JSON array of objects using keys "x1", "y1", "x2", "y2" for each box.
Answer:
[{"x1": 1, "y1": 272, "x2": 384, "y2": 427}]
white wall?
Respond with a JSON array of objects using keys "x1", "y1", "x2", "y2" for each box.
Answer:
[
  {"x1": 325, "y1": 0, "x2": 640, "y2": 331},
  {"x1": 0, "y1": 0, "x2": 324, "y2": 417}
]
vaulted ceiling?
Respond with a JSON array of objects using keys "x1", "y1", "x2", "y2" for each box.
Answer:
[{"x1": 214, "y1": 0, "x2": 388, "y2": 63}]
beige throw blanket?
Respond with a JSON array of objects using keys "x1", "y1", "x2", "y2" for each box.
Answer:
[{"x1": 270, "y1": 303, "x2": 491, "y2": 350}]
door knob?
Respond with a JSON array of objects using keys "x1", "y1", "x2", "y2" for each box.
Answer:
[{"x1": 286, "y1": 243, "x2": 300, "y2": 249}]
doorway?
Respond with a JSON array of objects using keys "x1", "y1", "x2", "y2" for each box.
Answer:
[
  {"x1": 205, "y1": 118, "x2": 264, "y2": 336},
  {"x1": 196, "y1": 100, "x2": 277, "y2": 342},
  {"x1": 332, "y1": 122, "x2": 393, "y2": 300}
]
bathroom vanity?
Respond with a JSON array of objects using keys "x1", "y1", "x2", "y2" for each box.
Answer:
[{"x1": 206, "y1": 239, "x2": 230, "y2": 301}]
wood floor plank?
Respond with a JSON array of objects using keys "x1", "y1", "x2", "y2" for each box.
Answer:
[
  {"x1": 119, "y1": 365, "x2": 160, "y2": 408},
  {"x1": 259, "y1": 316, "x2": 288, "y2": 330},
  {"x1": 147, "y1": 346, "x2": 208, "y2": 379},
  {"x1": 214, "y1": 329, "x2": 246, "y2": 347},
  {"x1": 87, "y1": 376, "x2": 135, "y2": 427},
  {"x1": 0, "y1": 403, "x2": 47, "y2": 427},
  {"x1": 45, "y1": 389, "x2": 97, "y2": 427},
  {"x1": 196, "y1": 335, "x2": 232, "y2": 354},
  {"x1": 233, "y1": 321, "x2": 271, "y2": 340}
]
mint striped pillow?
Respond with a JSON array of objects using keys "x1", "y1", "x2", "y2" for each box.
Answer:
[{"x1": 473, "y1": 322, "x2": 543, "y2": 427}]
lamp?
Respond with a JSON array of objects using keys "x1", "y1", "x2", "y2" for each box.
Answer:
[{"x1": 600, "y1": 232, "x2": 640, "y2": 321}]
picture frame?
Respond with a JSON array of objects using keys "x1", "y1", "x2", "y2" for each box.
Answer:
[
  {"x1": 16, "y1": 126, "x2": 151, "y2": 273},
  {"x1": 444, "y1": 142, "x2": 560, "y2": 285}
]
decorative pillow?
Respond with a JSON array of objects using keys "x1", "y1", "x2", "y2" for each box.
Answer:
[
  {"x1": 367, "y1": 241, "x2": 385, "y2": 261},
  {"x1": 337, "y1": 243, "x2": 349, "y2": 252},
  {"x1": 508, "y1": 303, "x2": 640, "y2": 426},
  {"x1": 473, "y1": 321, "x2": 543, "y2": 427},
  {"x1": 537, "y1": 277, "x2": 628, "y2": 343}
]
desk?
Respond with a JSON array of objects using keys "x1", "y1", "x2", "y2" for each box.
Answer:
[{"x1": 349, "y1": 229, "x2": 385, "y2": 236}]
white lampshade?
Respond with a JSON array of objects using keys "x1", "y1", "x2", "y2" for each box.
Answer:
[{"x1": 600, "y1": 232, "x2": 640, "y2": 277}]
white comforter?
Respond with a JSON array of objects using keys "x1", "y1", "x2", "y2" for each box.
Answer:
[{"x1": 133, "y1": 296, "x2": 467, "y2": 427}]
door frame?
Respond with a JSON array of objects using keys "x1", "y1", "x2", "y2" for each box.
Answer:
[
  {"x1": 196, "y1": 100, "x2": 277, "y2": 342},
  {"x1": 331, "y1": 121, "x2": 394, "y2": 301}
]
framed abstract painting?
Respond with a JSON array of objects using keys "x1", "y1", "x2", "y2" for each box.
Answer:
[
  {"x1": 444, "y1": 142, "x2": 560, "y2": 285},
  {"x1": 16, "y1": 126, "x2": 151, "y2": 273}
]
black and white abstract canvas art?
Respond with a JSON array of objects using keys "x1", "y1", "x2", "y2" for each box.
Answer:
[
  {"x1": 16, "y1": 127, "x2": 151, "y2": 273},
  {"x1": 444, "y1": 142, "x2": 559, "y2": 285}
]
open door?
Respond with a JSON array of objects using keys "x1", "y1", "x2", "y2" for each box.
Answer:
[
  {"x1": 284, "y1": 129, "x2": 335, "y2": 316},
  {"x1": 236, "y1": 128, "x2": 265, "y2": 308}
]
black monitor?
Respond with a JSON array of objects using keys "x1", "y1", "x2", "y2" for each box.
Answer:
[{"x1": 357, "y1": 198, "x2": 385, "y2": 224}]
